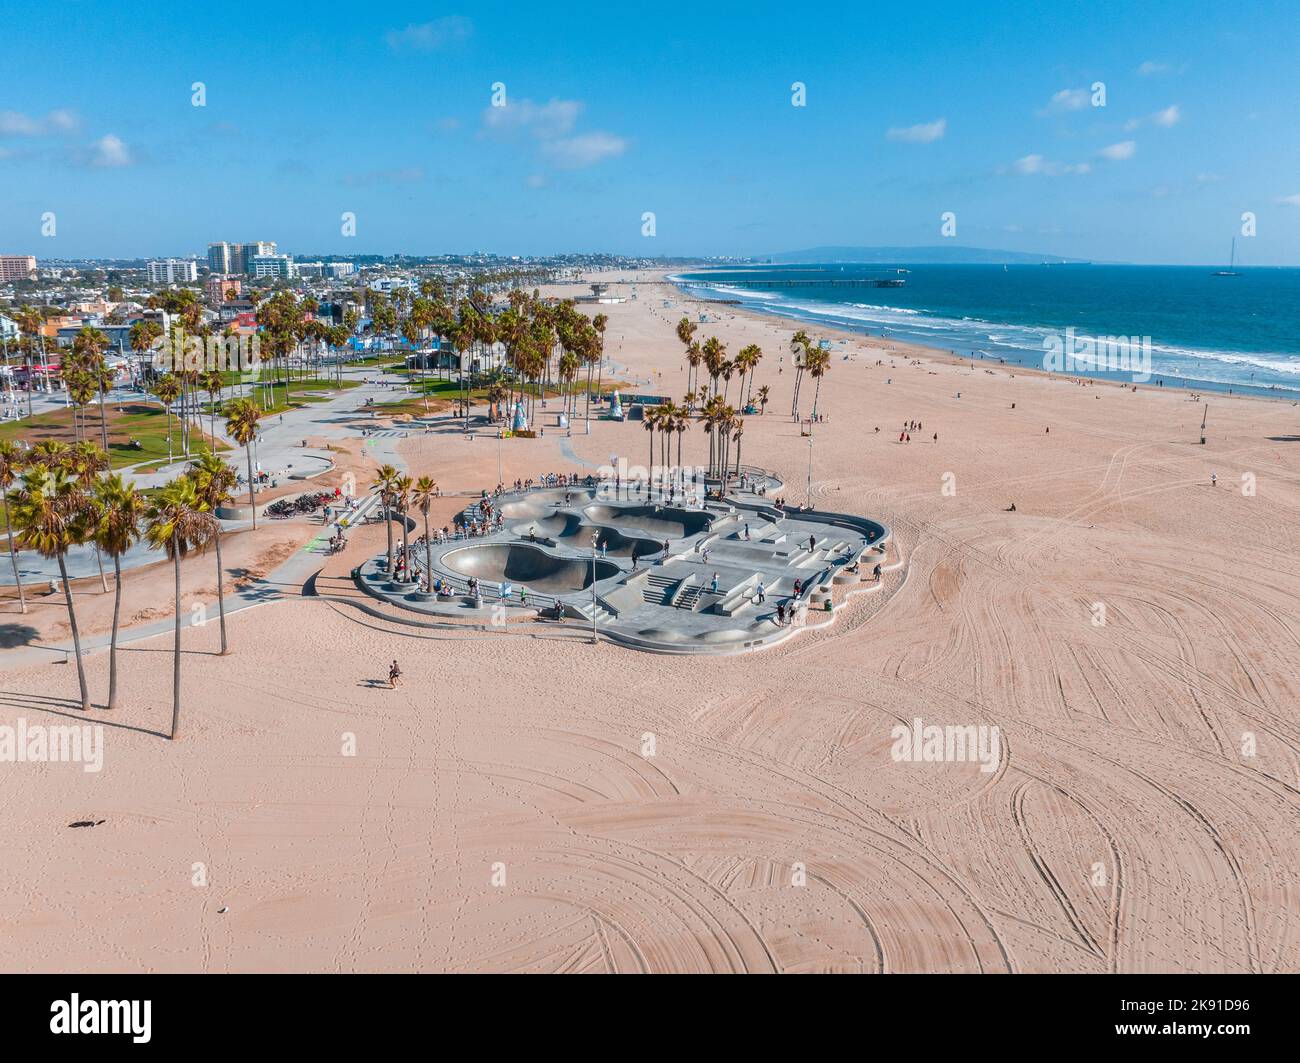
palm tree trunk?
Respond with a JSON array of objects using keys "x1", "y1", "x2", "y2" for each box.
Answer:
[
  {"x1": 245, "y1": 443, "x2": 257, "y2": 529},
  {"x1": 107, "y1": 554, "x2": 123, "y2": 710},
  {"x1": 99, "y1": 384, "x2": 110, "y2": 451},
  {"x1": 169, "y1": 551, "x2": 181, "y2": 739},
  {"x1": 95, "y1": 543, "x2": 108, "y2": 593},
  {"x1": 3, "y1": 499, "x2": 25, "y2": 613},
  {"x1": 214, "y1": 527, "x2": 228, "y2": 655},
  {"x1": 384, "y1": 500, "x2": 394, "y2": 571},
  {"x1": 56, "y1": 554, "x2": 90, "y2": 711}
]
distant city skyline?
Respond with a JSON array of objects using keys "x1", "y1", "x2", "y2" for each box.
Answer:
[{"x1": 3, "y1": 0, "x2": 1300, "y2": 264}]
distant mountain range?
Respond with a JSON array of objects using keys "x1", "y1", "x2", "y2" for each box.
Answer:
[{"x1": 769, "y1": 245, "x2": 1089, "y2": 265}]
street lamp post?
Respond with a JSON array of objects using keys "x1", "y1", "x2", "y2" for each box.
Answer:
[
  {"x1": 590, "y1": 532, "x2": 599, "y2": 644},
  {"x1": 805, "y1": 433, "x2": 814, "y2": 507}
]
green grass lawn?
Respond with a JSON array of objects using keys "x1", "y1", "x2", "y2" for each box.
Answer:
[{"x1": 0, "y1": 403, "x2": 226, "y2": 469}]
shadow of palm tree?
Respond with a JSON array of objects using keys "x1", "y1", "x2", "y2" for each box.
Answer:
[
  {"x1": 0, "y1": 623, "x2": 41, "y2": 649},
  {"x1": 0, "y1": 689, "x2": 169, "y2": 738}
]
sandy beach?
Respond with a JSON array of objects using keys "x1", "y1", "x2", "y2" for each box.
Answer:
[{"x1": 2, "y1": 270, "x2": 1298, "y2": 973}]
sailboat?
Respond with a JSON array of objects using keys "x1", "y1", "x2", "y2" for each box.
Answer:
[{"x1": 1212, "y1": 237, "x2": 1241, "y2": 276}]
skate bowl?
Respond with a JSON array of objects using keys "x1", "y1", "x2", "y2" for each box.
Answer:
[
  {"x1": 442, "y1": 543, "x2": 619, "y2": 593},
  {"x1": 512, "y1": 511, "x2": 661, "y2": 559},
  {"x1": 498, "y1": 487, "x2": 597, "y2": 521},
  {"x1": 582, "y1": 504, "x2": 714, "y2": 539}
]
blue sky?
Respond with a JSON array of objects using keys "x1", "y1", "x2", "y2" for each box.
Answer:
[{"x1": 2, "y1": 0, "x2": 1299, "y2": 263}]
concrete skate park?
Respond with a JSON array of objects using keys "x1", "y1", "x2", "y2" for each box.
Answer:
[{"x1": 354, "y1": 471, "x2": 894, "y2": 654}]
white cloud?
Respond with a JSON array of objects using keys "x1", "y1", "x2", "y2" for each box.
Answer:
[
  {"x1": 481, "y1": 98, "x2": 628, "y2": 171},
  {"x1": 886, "y1": 118, "x2": 947, "y2": 143},
  {"x1": 526, "y1": 174, "x2": 546, "y2": 188},
  {"x1": 1125, "y1": 104, "x2": 1180, "y2": 133},
  {"x1": 1098, "y1": 140, "x2": 1137, "y2": 161},
  {"x1": 1008, "y1": 154, "x2": 1089, "y2": 177},
  {"x1": 1137, "y1": 60, "x2": 1171, "y2": 76},
  {"x1": 385, "y1": 16, "x2": 473, "y2": 52},
  {"x1": 481, "y1": 98, "x2": 582, "y2": 141},
  {"x1": 0, "y1": 109, "x2": 79, "y2": 136},
  {"x1": 1275, "y1": 194, "x2": 1300, "y2": 207},
  {"x1": 1037, "y1": 88, "x2": 1089, "y2": 115},
  {"x1": 541, "y1": 132, "x2": 628, "y2": 169},
  {"x1": 89, "y1": 134, "x2": 133, "y2": 167}
]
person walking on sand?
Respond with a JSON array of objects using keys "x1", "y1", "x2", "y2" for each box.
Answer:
[
  {"x1": 1211, "y1": 472, "x2": 1218, "y2": 487},
  {"x1": 388, "y1": 660, "x2": 402, "y2": 688}
]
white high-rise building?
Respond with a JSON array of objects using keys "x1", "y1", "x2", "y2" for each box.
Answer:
[
  {"x1": 249, "y1": 254, "x2": 295, "y2": 279},
  {"x1": 147, "y1": 258, "x2": 199, "y2": 284}
]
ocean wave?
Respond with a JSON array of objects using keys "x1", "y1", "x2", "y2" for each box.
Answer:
[{"x1": 670, "y1": 276, "x2": 1300, "y2": 388}]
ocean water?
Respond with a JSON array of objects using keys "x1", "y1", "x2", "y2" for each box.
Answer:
[{"x1": 671, "y1": 264, "x2": 1300, "y2": 399}]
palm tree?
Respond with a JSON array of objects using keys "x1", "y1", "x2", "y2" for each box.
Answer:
[
  {"x1": 145, "y1": 475, "x2": 217, "y2": 740},
  {"x1": 14, "y1": 305, "x2": 44, "y2": 417},
  {"x1": 372, "y1": 464, "x2": 400, "y2": 572},
  {"x1": 808, "y1": 347, "x2": 831, "y2": 420},
  {"x1": 188, "y1": 453, "x2": 237, "y2": 655},
  {"x1": 393, "y1": 474, "x2": 413, "y2": 579},
  {"x1": 91, "y1": 473, "x2": 143, "y2": 710},
  {"x1": 68, "y1": 441, "x2": 111, "y2": 593},
  {"x1": 790, "y1": 331, "x2": 811, "y2": 420},
  {"x1": 73, "y1": 326, "x2": 112, "y2": 450},
  {"x1": 737, "y1": 344, "x2": 763, "y2": 407},
  {"x1": 756, "y1": 384, "x2": 771, "y2": 415},
  {"x1": 413, "y1": 475, "x2": 437, "y2": 592},
  {"x1": 0, "y1": 441, "x2": 27, "y2": 614},
  {"x1": 202, "y1": 369, "x2": 224, "y2": 444},
  {"x1": 223, "y1": 398, "x2": 263, "y2": 529},
  {"x1": 151, "y1": 373, "x2": 181, "y2": 464},
  {"x1": 9, "y1": 466, "x2": 92, "y2": 709},
  {"x1": 643, "y1": 409, "x2": 656, "y2": 475}
]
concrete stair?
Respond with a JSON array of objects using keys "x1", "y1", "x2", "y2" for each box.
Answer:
[{"x1": 641, "y1": 571, "x2": 677, "y2": 605}]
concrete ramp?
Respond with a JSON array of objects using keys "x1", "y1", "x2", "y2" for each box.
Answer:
[
  {"x1": 443, "y1": 544, "x2": 619, "y2": 593},
  {"x1": 582, "y1": 503, "x2": 713, "y2": 539}
]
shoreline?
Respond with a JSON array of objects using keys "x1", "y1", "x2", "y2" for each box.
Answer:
[{"x1": 664, "y1": 269, "x2": 1300, "y2": 405}]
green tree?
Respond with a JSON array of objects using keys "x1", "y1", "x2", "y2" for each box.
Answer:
[
  {"x1": 223, "y1": 398, "x2": 263, "y2": 529},
  {"x1": 188, "y1": 452, "x2": 237, "y2": 655},
  {"x1": 145, "y1": 475, "x2": 218, "y2": 739},
  {"x1": 0, "y1": 441, "x2": 28, "y2": 614},
  {"x1": 91, "y1": 473, "x2": 144, "y2": 710},
  {"x1": 9, "y1": 466, "x2": 92, "y2": 709}
]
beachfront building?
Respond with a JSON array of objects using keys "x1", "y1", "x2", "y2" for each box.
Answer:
[
  {"x1": 146, "y1": 258, "x2": 199, "y2": 284},
  {"x1": 0, "y1": 254, "x2": 38, "y2": 282}
]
